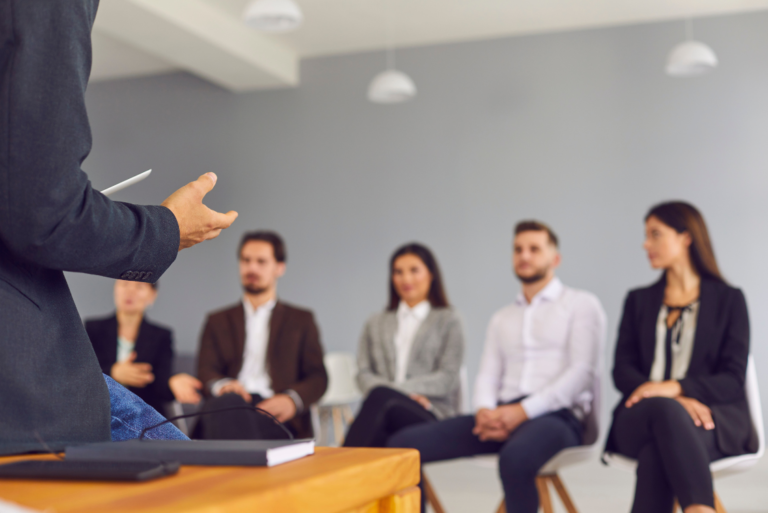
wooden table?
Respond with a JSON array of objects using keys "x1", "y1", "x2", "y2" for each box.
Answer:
[{"x1": 0, "y1": 447, "x2": 420, "y2": 513}]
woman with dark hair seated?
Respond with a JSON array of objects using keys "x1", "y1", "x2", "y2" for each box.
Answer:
[
  {"x1": 606, "y1": 201, "x2": 758, "y2": 513},
  {"x1": 85, "y1": 280, "x2": 203, "y2": 414},
  {"x1": 343, "y1": 243, "x2": 465, "y2": 448}
]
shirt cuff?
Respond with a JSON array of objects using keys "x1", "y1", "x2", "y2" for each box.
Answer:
[
  {"x1": 520, "y1": 394, "x2": 550, "y2": 420},
  {"x1": 211, "y1": 378, "x2": 234, "y2": 397},
  {"x1": 285, "y1": 389, "x2": 304, "y2": 414}
]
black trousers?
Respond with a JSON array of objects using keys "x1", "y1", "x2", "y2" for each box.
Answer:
[
  {"x1": 343, "y1": 386, "x2": 437, "y2": 448},
  {"x1": 193, "y1": 393, "x2": 293, "y2": 440},
  {"x1": 613, "y1": 397, "x2": 725, "y2": 512},
  {"x1": 388, "y1": 406, "x2": 581, "y2": 513}
]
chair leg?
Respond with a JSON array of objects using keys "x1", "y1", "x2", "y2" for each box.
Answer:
[
  {"x1": 714, "y1": 492, "x2": 728, "y2": 513},
  {"x1": 536, "y1": 476, "x2": 554, "y2": 513},
  {"x1": 342, "y1": 404, "x2": 355, "y2": 424},
  {"x1": 331, "y1": 406, "x2": 345, "y2": 446},
  {"x1": 549, "y1": 474, "x2": 578, "y2": 513},
  {"x1": 422, "y1": 474, "x2": 447, "y2": 513},
  {"x1": 495, "y1": 499, "x2": 506, "y2": 513}
]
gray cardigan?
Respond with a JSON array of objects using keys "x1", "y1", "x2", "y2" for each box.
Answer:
[{"x1": 356, "y1": 307, "x2": 465, "y2": 420}]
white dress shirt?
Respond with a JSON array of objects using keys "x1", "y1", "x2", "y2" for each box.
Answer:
[
  {"x1": 473, "y1": 278, "x2": 606, "y2": 420},
  {"x1": 212, "y1": 298, "x2": 276, "y2": 398},
  {"x1": 394, "y1": 300, "x2": 431, "y2": 383}
]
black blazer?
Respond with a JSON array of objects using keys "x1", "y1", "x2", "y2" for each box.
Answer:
[
  {"x1": 86, "y1": 315, "x2": 175, "y2": 414},
  {"x1": 0, "y1": 0, "x2": 179, "y2": 455},
  {"x1": 606, "y1": 275, "x2": 758, "y2": 457}
]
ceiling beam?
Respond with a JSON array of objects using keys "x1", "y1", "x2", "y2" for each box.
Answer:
[{"x1": 93, "y1": 0, "x2": 299, "y2": 92}]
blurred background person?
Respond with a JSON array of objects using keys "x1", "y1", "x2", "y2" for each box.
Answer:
[
  {"x1": 86, "y1": 280, "x2": 203, "y2": 416},
  {"x1": 607, "y1": 201, "x2": 757, "y2": 513},
  {"x1": 344, "y1": 243, "x2": 465, "y2": 448}
]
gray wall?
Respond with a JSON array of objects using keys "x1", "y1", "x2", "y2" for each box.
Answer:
[{"x1": 71, "y1": 11, "x2": 768, "y2": 420}]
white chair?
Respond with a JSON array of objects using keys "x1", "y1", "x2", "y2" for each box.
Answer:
[
  {"x1": 311, "y1": 352, "x2": 362, "y2": 446},
  {"x1": 602, "y1": 356, "x2": 764, "y2": 513},
  {"x1": 425, "y1": 375, "x2": 602, "y2": 513}
]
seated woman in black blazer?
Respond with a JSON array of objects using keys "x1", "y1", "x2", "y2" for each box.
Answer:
[
  {"x1": 85, "y1": 280, "x2": 203, "y2": 414},
  {"x1": 606, "y1": 201, "x2": 757, "y2": 513}
]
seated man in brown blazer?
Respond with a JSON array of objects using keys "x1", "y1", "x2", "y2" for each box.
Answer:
[{"x1": 195, "y1": 230, "x2": 328, "y2": 439}]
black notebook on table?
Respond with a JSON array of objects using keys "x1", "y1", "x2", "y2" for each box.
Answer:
[{"x1": 65, "y1": 439, "x2": 315, "y2": 467}]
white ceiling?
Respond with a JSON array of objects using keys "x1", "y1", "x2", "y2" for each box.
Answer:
[{"x1": 91, "y1": 0, "x2": 768, "y2": 88}]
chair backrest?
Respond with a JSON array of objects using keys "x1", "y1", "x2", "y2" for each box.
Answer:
[
  {"x1": 320, "y1": 352, "x2": 362, "y2": 405},
  {"x1": 451, "y1": 365, "x2": 472, "y2": 415},
  {"x1": 581, "y1": 373, "x2": 601, "y2": 446},
  {"x1": 745, "y1": 356, "x2": 765, "y2": 458}
]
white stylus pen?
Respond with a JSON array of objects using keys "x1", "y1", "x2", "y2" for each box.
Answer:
[{"x1": 100, "y1": 169, "x2": 152, "y2": 197}]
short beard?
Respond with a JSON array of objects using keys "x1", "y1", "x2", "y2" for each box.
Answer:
[
  {"x1": 515, "y1": 270, "x2": 548, "y2": 284},
  {"x1": 243, "y1": 284, "x2": 269, "y2": 296}
]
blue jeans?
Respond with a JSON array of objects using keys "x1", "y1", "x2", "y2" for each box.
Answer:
[{"x1": 104, "y1": 374, "x2": 188, "y2": 441}]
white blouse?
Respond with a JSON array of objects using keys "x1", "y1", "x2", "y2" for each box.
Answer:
[{"x1": 650, "y1": 301, "x2": 700, "y2": 382}]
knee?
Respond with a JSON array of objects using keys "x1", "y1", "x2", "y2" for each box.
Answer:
[
  {"x1": 640, "y1": 397, "x2": 688, "y2": 426},
  {"x1": 367, "y1": 386, "x2": 394, "y2": 403},
  {"x1": 498, "y1": 447, "x2": 538, "y2": 482},
  {"x1": 387, "y1": 424, "x2": 425, "y2": 450}
]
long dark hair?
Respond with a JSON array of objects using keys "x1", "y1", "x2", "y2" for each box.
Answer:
[
  {"x1": 645, "y1": 201, "x2": 725, "y2": 283},
  {"x1": 387, "y1": 243, "x2": 450, "y2": 311}
]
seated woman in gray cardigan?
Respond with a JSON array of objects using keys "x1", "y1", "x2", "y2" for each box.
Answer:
[{"x1": 344, "y1": 243, "x2": 465, "y2": 447}]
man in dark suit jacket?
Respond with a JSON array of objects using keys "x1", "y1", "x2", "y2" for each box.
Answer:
[
  {"x1": 0, "y1": 0, "x2": 237, "y2": 455},
  {"x1": 196, "y1": 231, "x2": 328, "y2": 439}
]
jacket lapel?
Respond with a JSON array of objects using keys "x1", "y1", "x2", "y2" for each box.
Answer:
[
  {"x1": 231, "y1": 302, "x2": 246, "y2": 373},
  {"x1": 381, "y1": 312, "x2": 398, "y2": 381},
  {"x1": 106, "y1": 314, "x2": 119, "y2": 364},
  {"x1": 688, "y1": 278, "x2": 715, "y2": 372},
  {"x1": 641, "y1": 276, "x2": 667, "y2": 369},
  {"x1": 407, "y1": 310, "x2": 439, "y2": 373},
  {"x1": 266, "y1": 301, "x2": 286, "y2": 376},
  {"x1": 133, "y1": 317, "x2": 152, "y2": 362}
]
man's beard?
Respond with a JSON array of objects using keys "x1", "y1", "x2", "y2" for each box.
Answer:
[
  {"x1": 515, "y1": 267, "x2": 549, "y2": 284},
  {"x1": 243, "y1": 284, "x2": 268, "y2": 295}
]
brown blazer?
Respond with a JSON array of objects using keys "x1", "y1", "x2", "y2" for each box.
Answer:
[{"x1": 197, "y1": 300, "x2": 328, "y2": 438}]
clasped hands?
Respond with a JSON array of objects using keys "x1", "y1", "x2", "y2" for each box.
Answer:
[
  {"x1": 473, "y1": 404, "x2": 529, "y2": 442},
  {"x1": 626, "y1": 380, "x2": 715, "y2": 430},
  {"x1": 217, "y1": 380, "x2": 297, "y2": 422}
]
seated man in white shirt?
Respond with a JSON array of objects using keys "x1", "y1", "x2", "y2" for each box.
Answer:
[
  {"x1": 388, "y1": 221, "x2": 606, "y2": 513},
  {"x1": 194, "y1": 231, "x2": 328, "y2": 439}
]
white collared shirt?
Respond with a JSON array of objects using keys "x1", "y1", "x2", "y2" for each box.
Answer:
[
  {"x1": 212, "y1": 297, "x2": 276, "y2": 398},
  {"x1": 394, "y1": 300, "x2": 431, "y2": 383},
  {"x1": 473, "y1": 278, "x2": 606, "y2": 420}
]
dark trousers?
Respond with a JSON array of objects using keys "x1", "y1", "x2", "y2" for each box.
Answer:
[
  {"x1": 344, "y1": 386, "x2": 437, "y2": 448},
  {"x1": 613, "y1": 397, "x2": 725, "y2": 512},
  {"x1": 388, "y1": 408, "x2": 582, "y2": 513},
  {"x1": 194, "y1": 393, "x2": 293, "y2": 440}
]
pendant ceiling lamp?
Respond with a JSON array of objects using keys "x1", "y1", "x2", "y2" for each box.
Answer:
[
  {"x1": 666, "y1": 18, "x2": 718, "y2": 77},
  {"x1": 367, "y1": 2, "x2": 416, "y2": 104},
  {"x1": 243, "y1": 0, "x2": 303, "y2": 33}
]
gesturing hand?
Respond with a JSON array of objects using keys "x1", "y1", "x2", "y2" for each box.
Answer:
[
  {"x1": 625, "y1": 380, "x2": 683, "y2": 408},
  {"x1": 169, "y1": 373, "x2": 203, "y2": 404},
  {"x1": 161, "y1": 172, "x2": 238, "y2": 251},
  {"x1": 111, "y1": 352, "x2": 154, "y2": 388},
  {"x1": 676, "y1": 397, "x2": 715, "y2": 430}
]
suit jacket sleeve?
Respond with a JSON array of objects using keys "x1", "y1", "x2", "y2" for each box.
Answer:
[
  {"x1": 396, "y1": 313, "x2": 465, "y2": 397},
  {"x1": 85, "y1": 320, "x2": 114, "y2": 376},
  {"x1": 612, "y1": 292, "x2": 649, "y2": 397},
  {"x1": 679, "y1": 289, "x2": 750, "y2": 405},
  {"x1": 197, "y1": 316, "x2": 227, "y2": 394},
  {"x1": 0, "y1": 0, "x2": 178, "y2": 280},
  {"x1": 144, "y1": 328, "x2": 175, "y2": 404},
  {"x1": 288, "y1": 313, "x2": 328, "y2": 407},
  {"x1": 356, "y1": 317, "x2": 393, "y2": 394}
]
